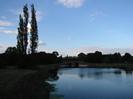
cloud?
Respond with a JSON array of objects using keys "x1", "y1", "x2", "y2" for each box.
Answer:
[
  {"x1": 0, "y1": 19, "x2": 16, "y2": 35},
  {"x1": 38, "y1": 40, "x2": 46, "y2": 46},
  {"x1": 57, "y1": 0, "x2": 85, "y2": 8},
  {"x1": 0, "y1": 29, "x2": 17, "y2": 35},
  {"x1": 0, "y1": 20, "x2": 14, "y2": 27},
  {"x1": 89, "y1": 10, "x2": 107, "y2": 22},
  {"x1": 38, "y1": 46, "x2": 133, "y2": 56}
]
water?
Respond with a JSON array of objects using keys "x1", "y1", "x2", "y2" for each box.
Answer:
[{"x1": 51, "y1": 68, "x2": 133, "y2": 99}]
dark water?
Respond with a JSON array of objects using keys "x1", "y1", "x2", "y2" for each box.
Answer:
[{"x1": 51, "y1": 68, "x2": 133, "y2": 99}]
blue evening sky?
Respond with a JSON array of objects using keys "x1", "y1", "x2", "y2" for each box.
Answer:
[{"x1": 0, "y1": 0, "x2": 133, "y2": 56}]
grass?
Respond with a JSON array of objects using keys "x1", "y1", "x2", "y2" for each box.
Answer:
[{"x1": 0, "y1": 68, "x2": 56, "y2": 99}]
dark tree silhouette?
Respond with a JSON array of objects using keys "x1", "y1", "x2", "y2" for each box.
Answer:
[
  {"x1": 17, "y1": 15, "x2": 24, "y2": 54},
  {"x1": 5, "y1": 47, "x2": 18, "y2": 55},
  {"x1": 122, "y1": 53, "x2": 132, "y2": 62},
  {"x1": 17, "y1": 4, "x2": 29, "y2": 55},
  {"x1": 23, "y1": 4, "x2": 29, "y2": 54},
  {"x1": 78, "y1": 53, "x2": 86, "y2": 61},
  {"x1": 30, "y1": 4, "x2": 38, "y2": 54},
  {"x1": 52, "y1": 51, "x2": 59, "y2": 57}
]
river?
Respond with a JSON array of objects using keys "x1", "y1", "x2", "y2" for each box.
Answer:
[{"x1": 50, "y1": 68, "x2": 133, "y2": 99}]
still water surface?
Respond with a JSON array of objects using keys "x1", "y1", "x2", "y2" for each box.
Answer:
[{"x1": 51, "y1": 68, "x2": 133, "y2": 99}]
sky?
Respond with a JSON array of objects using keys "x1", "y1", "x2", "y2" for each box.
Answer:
[{"x1": 0, "y1": 0, "x2": 133, "y2": 56}]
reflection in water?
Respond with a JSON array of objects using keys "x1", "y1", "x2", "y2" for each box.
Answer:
[
  {"x1": 54, "y1": 68, "x2": 133, "y2": 99},
  {"x1": 125, "y1": 70, "x2": 132, "y2": 75},
  {"x1": 77, "y1": 68, "x2": 123, "y2": 79}
]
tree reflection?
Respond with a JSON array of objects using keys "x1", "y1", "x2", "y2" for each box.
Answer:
[
  {"x1": 77, "y1": 68, "x2": 124, "y2": 79},
  {"x1": 125, "y1": 70, "x2": 132, "y2": 75}
]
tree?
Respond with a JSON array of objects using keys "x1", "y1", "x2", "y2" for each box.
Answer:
[
  {"x1": 17, "y1": 4, "x2": 38, "y2": 54},
  {"x1": 78, "y1": 53, "x2": 86, "y2": 61},
  {"x1": 17, "y1": 15, "x2": 24, "y2": 54},
  {"x1": 112, "y1": 53, "x2": 121, "y2": 63},
  {"x1": 5, "y1": 47, "x2": 18, "y2": 55},
  {"x1": 122, "y1": 53, "x2": 132, "y2": 62},
  {"x1": 23, "y1": 4, "x2": 29, "y2": 54},
  {"x1": 52, "y1": 51, "x2": 59, "y2": 57},
  {"x1": 17, "y1": 4, "x2": 29, "y2": 55},
  {"x1": 30, "y1": 4, "x2": 38, "y2": 54}
]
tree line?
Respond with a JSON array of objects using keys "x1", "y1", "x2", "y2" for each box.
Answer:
[
  {"x1": 0, "y1": 51, "x2": 60, "y2": 68},
  {"x1": 77, "y1": 51, "x2": 133, "y2": 63},
  {"x1": 62, "y1": 51, "x2": 133, "y2": 64}
]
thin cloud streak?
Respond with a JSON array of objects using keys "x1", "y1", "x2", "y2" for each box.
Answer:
[
  {"x1": 56, "y1": 0, "x2": 85, "y2": 8},
  {"x1": 38, "y1": 40, "x2": 46, "y2": 46},
  {"x1": 89, "y1": 10, "x2": 107, "y2": 22},
  {"x1": 0, "y1": 20, "x2": 14, "y2": 27},
  {"x1": 0, "y1": 29, "x2": 17, "y2": 35}
]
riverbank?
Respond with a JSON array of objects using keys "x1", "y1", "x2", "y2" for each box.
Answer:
[
  {"x1": 0, "y1": 69, "x2": 36, "y2": 98},
  {"x1": 0, "y1": 66, "x2": 59, "y2": 99},
  {"x1": 61, "y1": 63, "x2": 133, "y2": 71}
]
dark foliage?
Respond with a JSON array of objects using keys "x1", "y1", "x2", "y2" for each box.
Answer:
[
  {"x1": 17, "y1": 15, "x2": 24, "y2": 54},
  {"x1": 30, "y1": 4, "x2": 38, "y2": 54},
  {"x1": 23, "y1": 4, "x2": 29, "y2": 54},
  {"x1": 17, "y1": 4, "x2": 29, "y2": 55},
  {"x1": 77, "y1": 51, "x2": 133, "y2": 63},
  {"x1": 0, "y1": 51, "x2": 60, "y2": 69}
]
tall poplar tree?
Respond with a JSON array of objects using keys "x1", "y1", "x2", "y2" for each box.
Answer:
[
  {"x1": 30, "y1": 4, "x2": 38, "y2": 54},
  {"x1": 17, "y1": 14, "x2": 24, "y2": 54},
  {"x1": 23, "y1": 4, "x2": 29, "y2": 54},
  {"x1": 17, "y1": 4, "x2": 38, "y2": 54}
]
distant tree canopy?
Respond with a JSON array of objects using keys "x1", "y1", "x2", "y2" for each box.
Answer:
[
  {"x1": 17, "y1": 4, "x2": 38, "y2": 55},
  {"x1": 77, "y1": 51, "x2": 133, "y2": 63},
  {"x1": 52, "y1": 51, "x2": 59, "y2": 57},
  {"x1": 5, "y1": 47, "x2": 18, "y2": 55}
]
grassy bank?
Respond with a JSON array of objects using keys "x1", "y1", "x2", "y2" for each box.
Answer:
[
  {"x1": 0, "y1": 69, "x2": 37, "y2": 98},
  {"x1": 0, "y1": 65, "x2": 59, "y2": 99}
]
